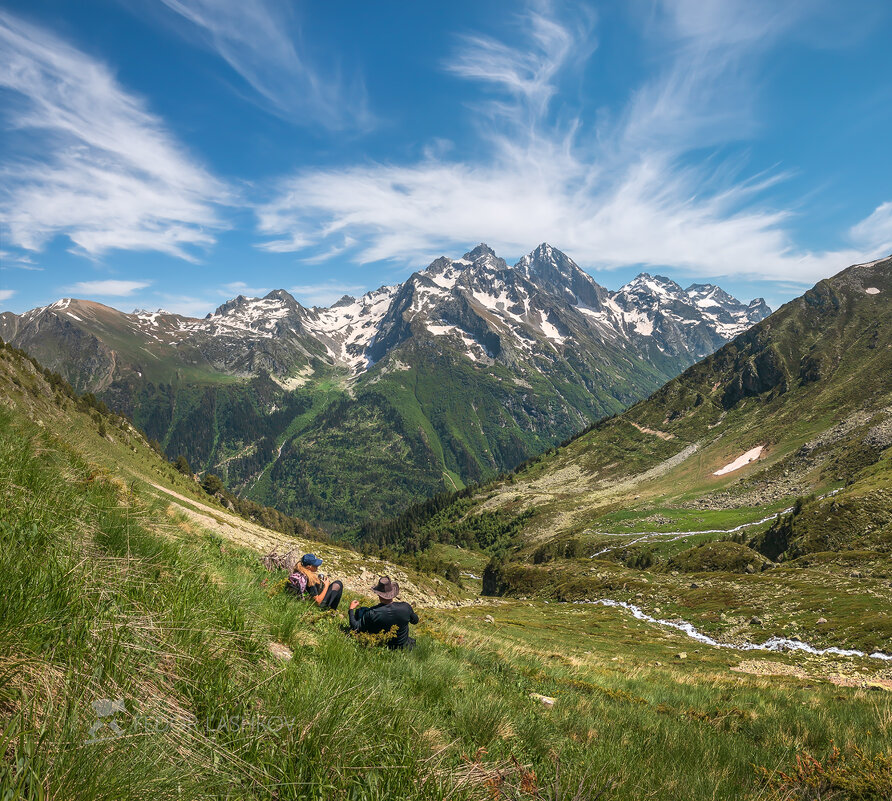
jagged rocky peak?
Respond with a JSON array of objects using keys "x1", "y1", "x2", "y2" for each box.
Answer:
[
  {"x1": 330, "y1": 294, "x2": 357, "y2": 308},
  {"x1": 621, "y1": 273, "x2": 687, "y2": 297},
  {"x1": 264, "y1": 289, "x2": 298, "y2": 305},
  {"x1": 212, "y1": 289, "x2": 302, "y2": 320},
  {"x1": 685, "y1": 283, "x2": 737, "y2": 307},
  {"x1": 426, "y1": 256, "x2": 457, "y2": 275},
  {"x1": 516, "y1": 243, "x2": 608, "y2": 309},
  {"x1": 463, "y1": 243, "x2": 508, "y2": 272},
  {"x1": 213, "y1": 295, "x2": 250, "y2": 317},
  {"x1": 464, "y1": 242, "x2": 497, "y2": 261},
  {"x1": 517, "y1": 242, "x2": 574, "y2": 276},
  {"x1": 420, "y1": 245, "x2": 508, "y2": 290},
  {"x1": 684, "y1": 283, "x2": 771, "y2": 321},
  {"x1": 612, "y1": 274, "x2": 691, "y2": 314},
  {"x1": 747, "y1": 298, "x2": 771, "y2": 316}
]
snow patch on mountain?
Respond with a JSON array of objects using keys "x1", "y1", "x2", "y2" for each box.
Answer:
[
  {"x1": 714, "y1": 446, "x2": 764, "y2": 476},
  {"x1": 305, "y1": 285, "x2": 397, "y2": 371}
]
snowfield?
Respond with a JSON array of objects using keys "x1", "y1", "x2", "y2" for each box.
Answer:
[{"x1": 714, "y1": 446, "x2": 764, "y2": 476}]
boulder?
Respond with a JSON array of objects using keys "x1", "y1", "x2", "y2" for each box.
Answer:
[
  {"x1": 268, "y1": 642, "x2": 293, "y2": 661},
  {"x1": 530, "y1": 693, "x2": 555, "y2": 708}
]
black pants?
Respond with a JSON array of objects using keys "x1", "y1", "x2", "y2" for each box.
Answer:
[{"x1": 320, "y1": 581, "x2": 343, "y2": 610}]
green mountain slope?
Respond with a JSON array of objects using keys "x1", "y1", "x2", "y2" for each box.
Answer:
[
  {"x1": 261, "y1": 335, "x2": 667, "y2": 529},
  {"x1": 3, "y1": 332, "x2": 892, "y2": 800},
  {"x1": 444, "y1": 255, "x2": 892, "y2": 547},
  {"x1": 1, "y1": 245, "x2": 768, "y2": 531},
  {"x1": 361, "y1": 257, "x2": 892, "y2": 621}
]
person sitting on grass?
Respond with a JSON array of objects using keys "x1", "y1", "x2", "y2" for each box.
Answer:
[
  {"x1": 287, "y1": 553, "x2": 343, "y2": 610},
  {"x1": 348, "y1": 576, "x2": 418, "y2": 650}
]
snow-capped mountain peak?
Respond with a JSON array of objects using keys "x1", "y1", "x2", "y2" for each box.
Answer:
[
  {"x1": 464, "y1": 242, "x2": 502, "y2": 265},
  {"x1": 685, "y1": 283, "x2": 741, "y2": 311},
  {"x1": 620, "y1": 273, "x2": 686, "y2": 299},
  {"x1": 515, "y1": 242, "x2": 608, "y2": 310},
  {"x1": 4, "y1": 243, "x2": 772, "y2": 383},
  {"x1": 608, "y1": 272, "x2": 770, "y2": 357}
]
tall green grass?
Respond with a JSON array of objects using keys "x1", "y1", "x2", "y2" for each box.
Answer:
[{"x1": 2, "y1": 406, "x2": 892, "y2": 800}]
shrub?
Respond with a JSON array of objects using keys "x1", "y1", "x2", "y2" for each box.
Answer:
[
  {"x1": 756, "y1": 744, "x2": 892, "y2": 800},
  {"x1": 174, "y1": 455, "x2": 192, "y2": 475},
  {"x1": 668, "y1": 541, "x2": 770, "y2": 574},
  {"x1": 201, "y1": 473, "x2": 224, "y2": 495}
]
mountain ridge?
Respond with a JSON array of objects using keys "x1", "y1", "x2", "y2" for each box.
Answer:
[
  {"x1": 0, "y1": 243, "x2": 771, "y2": 530},
  {"x1": 383, "y1": 253, "x2": 892, "y2": 561},
  {"x1": 0, "y1": 242, "x2": 770, "y2": 385}
]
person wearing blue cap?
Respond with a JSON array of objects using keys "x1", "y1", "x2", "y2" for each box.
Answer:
[{"x1": 286, "y1": 553, "x2": 343, "y2": 610}]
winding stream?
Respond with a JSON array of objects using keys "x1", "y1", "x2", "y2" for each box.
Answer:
[
  {"x1": 590, "y1": 489, "x2": 843, "y2": 558},
  {"x1": 574, "y1": 598, "x2": 892, "y2": 662}
]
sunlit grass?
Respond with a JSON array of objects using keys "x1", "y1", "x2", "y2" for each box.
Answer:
[{"x1": 2, "y1": 404, "x2": 892, "y2": 799}]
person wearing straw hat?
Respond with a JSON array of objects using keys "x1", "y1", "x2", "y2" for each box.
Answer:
[{"x1": 348, "y1": 576, "x2": 418, "y2": 650}]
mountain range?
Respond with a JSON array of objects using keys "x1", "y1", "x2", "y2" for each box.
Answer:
[
  {"x1": 0, "y1": 243, "x2": 769, "y2": 529},
  {"x1": 4, "y1": 258, "x2": 890, "y2": 801},
  {"x1": 380, "y1": 253, "x2": 892, "y2": 589}
]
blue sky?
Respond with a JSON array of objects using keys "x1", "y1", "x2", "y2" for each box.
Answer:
[{"x1": 1, "y1": 0, "x2": 891, "y2": 316}]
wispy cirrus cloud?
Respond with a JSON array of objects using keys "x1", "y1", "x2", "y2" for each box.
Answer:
[
  {"x1": 619, "y1": 0, "x2": 803, "y2": 151},
  {"x1": 156, "y1": 0, "x2": 372, "y2": 130},
  {"x1": 220, "y1": 281, "x2": 269, "y2": 297},
  {"x1": 0, "y1": 289, "x2": 15, "y2": 302},
  {"x1": 444, "y1": 2, "x2": 592, "y2": 125},
  {"x1": 0, "y1": 251, "x2": 42, "y2": 271},
  {"x1": 0, "y1": 10, "x2": 231, "y2": 261},
  {"x1": 69, "y1": 280, "x2": 152, "y2": 297},
  {"x1": 256, "y1": 0, "x2": 890, "y2": 286},
  {"x1": 289, "y1": 281, "x2": 366, "y2": 307},
  {"x1": 851, "y1": 202, "x2": 892, "y2": 254}
]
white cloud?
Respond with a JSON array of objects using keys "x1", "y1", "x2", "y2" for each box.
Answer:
[
  {"x1": 0, "y1": 11, "x2": 230, "y2": 261},
  {"x1": 153, "y1": 293, "x2": 217, "y2": 318},
  {"x1": 0, "y1": 289, "x2": 15, "y2": 302},
  {"x1": 289, "y1": 282, "x2": 366, "y2": 307},
  {"x1": 850, "y1": 202, "x2": 892, "y2": 254},
  {"x1": 445, "y1": 2, "x2": 588, "y2": 124},
  {"x1": 0, "y1": 250, "x2": 42, "y2": 270},
  {"x1": 221, "y1": 281, "x2": 269, "y2": 297},
  {"x1": 69, "y1": 280, "x2": 151, "y2": 297},
  {"x1": 157, "y1": 0, "x2": 372, "y2": 130},
  {"x1": 256, "y1": 0, "x2": 889, "y2": 286}
]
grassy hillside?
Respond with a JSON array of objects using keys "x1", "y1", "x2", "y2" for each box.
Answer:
[
  {"x1": 3, "y1": 361, "x2": 892, "y2": 799},
  {"x1": 2, "y1": 280, "x2": 689, "y2": 533},
  {"x1": 350, "y1": 258, "x2": 892, "y2": 665},
  {"x1": 380, "y1": 257, "x2": 891, "y2": 552}
]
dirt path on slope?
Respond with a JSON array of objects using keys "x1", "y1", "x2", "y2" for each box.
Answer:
[{"x1": 144, "y1": 481, "x2": 475, "y2": 608}]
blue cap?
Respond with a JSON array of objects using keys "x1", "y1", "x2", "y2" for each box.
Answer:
[{"x1": 301, "y1": 553, "x2": 323, "y2": 567}]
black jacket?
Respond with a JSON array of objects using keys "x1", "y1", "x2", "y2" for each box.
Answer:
[{"x1": 349, "y1": 601, "x2": 418, "y2": 649}]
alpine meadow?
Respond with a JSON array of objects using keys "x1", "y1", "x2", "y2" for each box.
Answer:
[{"x1": 2, "y1": 2, "x2": 892, "y2": 800}]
